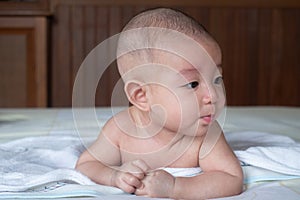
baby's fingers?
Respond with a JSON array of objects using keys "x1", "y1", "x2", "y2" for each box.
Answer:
[
  {"x1": 124, "y1": 173, "x2": 143, "y2": 188},
  {"x1": 132, "y1": 160, "x2": 150, "y2": 172},
  {"x1": 118, "y1": 173, "x2": 142, "y2": 193},
  {"x1": 131, "y1": 160, "x2": 150, "y2": 179},
  {"x1": 135, "y1": 181, "x2": 149, "y2": 197}
]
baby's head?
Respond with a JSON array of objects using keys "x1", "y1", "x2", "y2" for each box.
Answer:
[
  {"x1": 117, "y1": 8, "x2": 221, "y2": 79},
  {"x1": 116, "y1": 8, "x2": 225, "y2": 136}
]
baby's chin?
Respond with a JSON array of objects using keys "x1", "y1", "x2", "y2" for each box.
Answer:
[{"x1": 177, "y1": 122, "x2": 209, "y2": 138}]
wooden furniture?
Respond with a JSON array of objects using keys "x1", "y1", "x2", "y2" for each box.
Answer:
[
  {"x1": 0, "y1": 0, "x2": 49, "y2": 107},
  {"x1": 0, "y1": 17, "x2": 48, "y2": 107}
]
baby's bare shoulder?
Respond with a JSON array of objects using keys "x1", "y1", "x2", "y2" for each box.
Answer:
[{"x1": 101, "y1": 109, "x2": 132, "y2": 139}]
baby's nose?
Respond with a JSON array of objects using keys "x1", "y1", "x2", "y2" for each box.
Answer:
[{"x1": 202, "y1": 84, "x2": 218, "y2": 104}]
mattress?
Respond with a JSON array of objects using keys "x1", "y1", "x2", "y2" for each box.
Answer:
[{"x1": 0, "y1": 106, "x2": 299, "y2": 199}]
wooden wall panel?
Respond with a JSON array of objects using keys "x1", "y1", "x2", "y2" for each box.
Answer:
[
  {"x1": 51, "y1": 3, "x2": 300, "y2": 107},
  {"x1": 0, "y1": 0, "x2": 49, "y2": 16}
]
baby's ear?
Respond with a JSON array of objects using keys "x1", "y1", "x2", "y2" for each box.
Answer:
[{"x1": 124, "y1": 81, "x2": 150, "y2": 111}]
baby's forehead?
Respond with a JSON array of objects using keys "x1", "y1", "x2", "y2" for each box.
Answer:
[
  {"x1": 117, "y1": 27, "x2": 222, "y2": 74},
  {"x1": 154, "y1": 51, "x2": 196, "y2": 71},
  {"x1": 153, "y1": 47, "x2": 219, "y2": 70},
  {"x1": 121, "y1": 53, "x2": 218, "y2": 85},
  {"x1": 120, "y1": 51, "x2": 194, "y2": 73},
  {"x1": 118, "y1": 38, "x2": 221, "y2": 79}
]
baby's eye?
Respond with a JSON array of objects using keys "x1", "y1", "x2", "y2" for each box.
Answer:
[
  {"x1": 214, "y1": 76, "x2": 223, "y2": 85},
  {"x1": 186, "y1": 81, "x2": 199, "y2": 89}
]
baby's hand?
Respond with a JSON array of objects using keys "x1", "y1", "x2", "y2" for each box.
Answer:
[
  {"x1": 135, "y1": 169, "x2": 175, "y2": 198},
  {"x1": 111, "y1": 160, "x2": 149, "y2": 194}
]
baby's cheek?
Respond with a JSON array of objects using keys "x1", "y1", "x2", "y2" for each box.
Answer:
[
  {"x1": 165, "y1": 102, "x2": 181, "y2": 123},
  {"x1": 155, "y1": 86, "x2": 192, "y2": 130},
  {"x1": 178, "y1": 92, "x2": 199, "y2": 115},
  {"x1": 217, "y1": 89, "x2": 226, "y2": 109}
]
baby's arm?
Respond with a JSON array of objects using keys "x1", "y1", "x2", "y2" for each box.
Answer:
[
  {"x1": 136, "y1": 125, "x2": 243, "y2": 199},
  {"x1": 75, "y1": 119, "x2": 149, "y2": 193},
  {"x1": 172, "y1": 133, "x2": 243, "y2": 199},
  {"x1": 76, "y1": 151, "x2": 148, "y2": 193}
]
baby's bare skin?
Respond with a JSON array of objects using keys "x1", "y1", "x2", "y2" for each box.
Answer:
[
  {"x1": 88, "y1": 107, "x2": 204, "y2": 169},
  {"x1": 76, "y1": 87, "x2": 242, "y2": 199},
  {"x1": 76, "y1": 8, "x2": 243, "y2": 199}
]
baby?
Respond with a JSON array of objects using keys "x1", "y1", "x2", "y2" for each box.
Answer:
[{"x1": 76, "y1": 8, "x2": 243, "y2": 199}]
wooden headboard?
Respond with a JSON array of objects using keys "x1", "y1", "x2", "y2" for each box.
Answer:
[{"x1": 50, "y1": 0, "x2": 300, "y2": 106}]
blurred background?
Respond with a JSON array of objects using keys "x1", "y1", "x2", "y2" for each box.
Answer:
[{"x1": 0, "y1": 0, "x2": 299, "y2": 108}]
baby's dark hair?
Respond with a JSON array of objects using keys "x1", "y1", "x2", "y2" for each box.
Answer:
[
  {"x1": 123, "y1": 8, "x2": 209, "y2": 37},
  {"x1": 117, "y1": 8, "x2": 217, "y2": 76}
]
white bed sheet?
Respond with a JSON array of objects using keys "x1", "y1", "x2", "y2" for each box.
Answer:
[
  {"x1": 0, "y1": 106, "x2": 299, "y2": 199},
  {"x1": 1, "y1": 106, "x2": 299, "y2": 142},
  {"x1": 223, "y1": 107, "x2": 300, "y2": 142}
]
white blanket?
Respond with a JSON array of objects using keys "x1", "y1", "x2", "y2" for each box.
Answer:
[
  {"x1": 225, "y1": 131, "x2": 300, "y2": 176},
  {"x1": 0, "y1": 132, "x2": 300, "y2": 198},
  {"x1": 0, "y1": 135, "x2": 125, "y2": 198}
]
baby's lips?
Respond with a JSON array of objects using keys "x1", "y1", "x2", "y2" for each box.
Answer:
[{"x1": 200, "y1": 114, "x2": 215, "y2": 124}]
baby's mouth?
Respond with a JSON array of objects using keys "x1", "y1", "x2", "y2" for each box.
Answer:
[{"x1": 200, "y1": 114, "x2": 214, "y2": 124}]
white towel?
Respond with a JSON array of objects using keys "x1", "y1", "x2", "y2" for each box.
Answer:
[
  {"x1": 225, "y1": 131, "x2": 300, "y2": 176},
  {"x1": 0, "y1": 135, "x2": 125, "y2": 198},
  {"x1": 0, "y1": 136, "x2": 92, "y2": 189},
  {"x1": 0, "y1": 131, "x2": 300, "y2": 198}
]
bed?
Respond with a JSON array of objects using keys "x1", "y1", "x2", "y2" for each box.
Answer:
[{"x1": 0, "y1": 106, "x2": 299, "y2": 199}]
